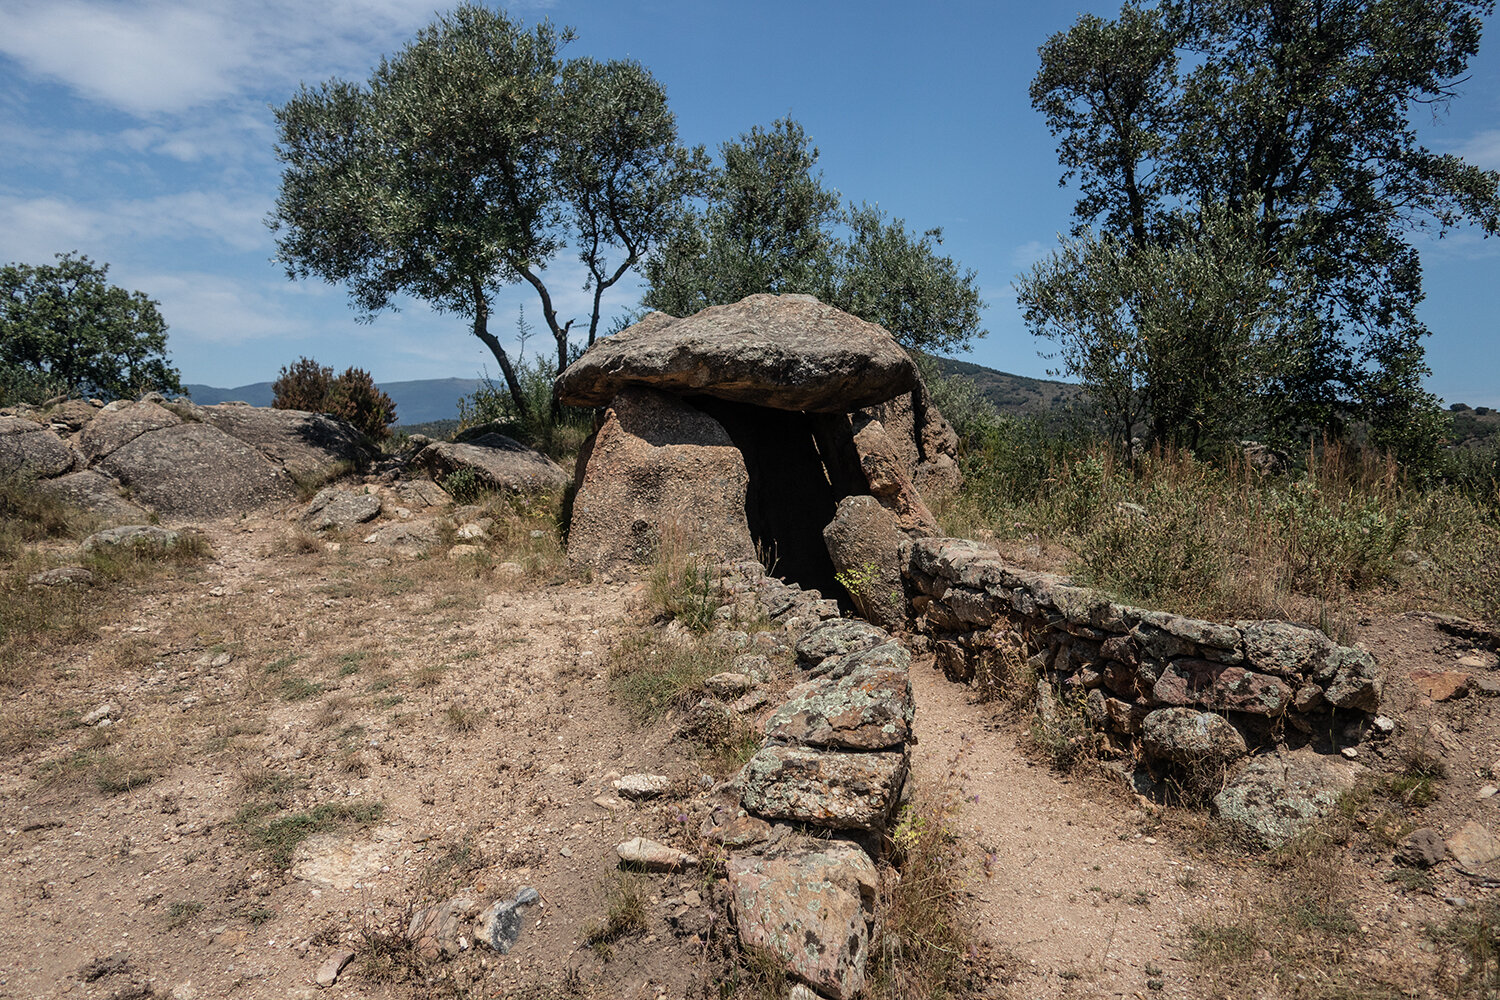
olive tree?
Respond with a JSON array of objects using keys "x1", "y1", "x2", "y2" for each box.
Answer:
[{"x1": 269, "y1": 5, "x2": 703, "y2": 419}]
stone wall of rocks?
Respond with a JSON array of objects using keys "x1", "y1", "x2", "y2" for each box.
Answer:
[
  {"x1": 699, "y1": 562, "x2": 916, "y2": 1000},
  {"x1": 902, "y1": 536, "x2": 1384, "y2": 746}
]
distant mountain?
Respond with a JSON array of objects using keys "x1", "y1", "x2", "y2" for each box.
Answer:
[
  {"x1": 184, "y1": 362, "x2": 1078, "y2": 428},
  {"x1": 930, "y1": 357, "x2": 1082, "y2": 415},
  {"x1": 183, "y1": 377, "x2": 483, "y2": 425}
]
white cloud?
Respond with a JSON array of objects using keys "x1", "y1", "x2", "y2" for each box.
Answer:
[
  {"x1": 0, "y1": 190, "x2": 272, "y2": 259},
  {"x1": 1008, "y1": 239, "x2": 1050, "y2": 272},
  {"x1": 1452, "y1": 128, "x2": 1500, "y2": 171},
  {"x1": 0, "y1": 0, "x2": 564, "y2": 118}
]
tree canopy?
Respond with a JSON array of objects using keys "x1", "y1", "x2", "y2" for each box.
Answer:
[
  {"x1": 0, "y1": 252, "x2": 180, "y2": 404},
  {"x1": 269, "y1": 4, "x2": 703, "y2": 418},
  {"x1": 1022, "y1": 0, "x2": 1500, "y2": 462},
  {"x1": 643, "y1": 118, "x2": 987, "y2": 356}
]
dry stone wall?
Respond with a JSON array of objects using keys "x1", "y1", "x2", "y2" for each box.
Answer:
[{"x1": 903, "y1": 536, "x2": 1384, "y2": 747}]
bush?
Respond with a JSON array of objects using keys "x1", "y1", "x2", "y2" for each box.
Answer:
[
  {"x1": 272, "y1": 357, "x2": 395, "y2": 440},
  {"x1": 456, "y1": 355, "x2": 591, "y2": 461}
]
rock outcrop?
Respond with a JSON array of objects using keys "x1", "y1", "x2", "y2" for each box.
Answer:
[
  {"x1": 413, "y1": 433, "x2": 569, "y2": 495},
  {"x1": 99, "y1": 422, "x2": 295, "y2": 518},
  {"x1": 0, "y1": 415, "x2": 75, "y2": 477}
]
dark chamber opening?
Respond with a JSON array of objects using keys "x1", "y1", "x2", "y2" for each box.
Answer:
[{"x1": 689, "y1": 397, "x2": 851, "y2": 604}]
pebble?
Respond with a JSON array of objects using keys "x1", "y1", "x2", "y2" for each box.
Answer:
[
  {"x1": 1372, "y1": 716, "x2": 1396, "y2": 734},
  {"x1": 1479, "y1": 786, "x2": 1498, "y2": 800},
  {"x1": 314, "y1": 949, "x2": 353, "y2": 988},
  {"x1": 1341, "y1": 747, "x2": 1359, "y2": 759}
]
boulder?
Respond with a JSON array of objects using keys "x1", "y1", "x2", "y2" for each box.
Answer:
[
  {"x1": 795, "y1": 619, "x2": 890, "y2": 668},
  {"x1": 1141, "y1": 708, "x2": 1247, "y2": 794},
  {"x1": 0, "y1": 415, "x2": 76, "y2": 477},
  {"x1": 413, "y1": 434, "x2": 568, "y2": 495},
  {"x1": 99, "y1": 422, "x2": 295, "y2": 518},
  {"x1": 567, "y1": 388, "x2": 755, "y2": 571},
  {"x1": 1237, "y1": 620, "x2": 1334, "y2": 677},
  {"x1": 36, "y1": 469, "x2": 151, "y2": 520},
  {"x1": 850, "y1": 419, "x2": 938, "y2": 536},
  {"x1": 79, "y1": 525, "x2": 181, "y2": 553},
  {"x1": 200, "y1": 404, "x2": 370, "y2": 477},
  {"x1": 1213, "y1": 753, "x2": 1358, "y2": 849},
  {"x1": 1446, "y1": 821, "x2": 1500, "y2": 871},
  {"x1": 302, "y1": 487, "x2": 382, "y2": 531},
  {"x1": 764, "y1": 665, "x2": 914, "y2": 750},
  {"x1": 727, "y1": 840, "x2": 877, "y2": 1000},
  {"x1": 76, "y1": 400, "x2": 181, "y2": 463},
  {"x1": 39, "y1": 399, "x2": 99, "y2": 433},
  {"x1": 823, "y1": 495, "x2": 908, "y2": 631},
  {"x1": 555, "y1": 294, "x2": 915, "y2": 413},
  {"x1": 739, "y1": 745, "x2": 907, "y2": 830},
  {"x1": 856, "y1": 374, "x2": 962, "y2": 495}
]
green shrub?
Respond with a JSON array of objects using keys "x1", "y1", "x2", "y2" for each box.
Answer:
[
  {"x1": 456, "y1": 354, "x2": 592, "y2": 461},
  {"x1": 272, "y1": 357, "x2": 395, "y2": 440}
]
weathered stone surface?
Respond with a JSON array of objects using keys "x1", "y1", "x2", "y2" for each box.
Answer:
[
  {"x1": 727, "y1": 841, "x2": 878, "y2": 1000},
  {"x1": 1410, "y1": 669, "x2": 1471, "y2": 702},
  {"x1": 765, "y1": 666, "x2": 914, "y2": 750},
  {"x1": 1398, "y1": 828, "x2": 1446, "y2": 868},
  {"x1": 99, "y1": 422, "x2": 295, "y2": 517},
  {"x1": 27, "y1": 565, "x2": 95, "y2": 587},
  {"x1": 39, "y1": 399, "x2": 98, "y2": 433},
  {"x1": 406, "y1": 897, "x2": 479, "y2": 959},
  {"x1": 795, "y1": 619, "x2": 890, "y2": 668},
  {"x1": 616, "y1": 837, "x2": 697, "y2": 872},
  {"x1": 1132, "y1": 610, "x2": 1243, "y2": 654},
  {"x1": 850, "y1": 419, "x2": 938, "y2": 537},
  {"x1": 823, "y1": 495, "x2": 907, "y2": 631},
  {"x1": 568, "y1": 388, "x2": 755, "y2": 570},
  {"x1": 810, "y1": 640, "x2": 912, "y2": 681},
  {"x1": 1142, "y1": 707, "x2": 1246, "y2": 766},
  {"x1": 1238, "y1": 620, "x2": 1335, "y2": 677},
  {"x1": 700, "y1": 802, "x2": 774, "y2": 847},
  {"x1": 477, "y1": 887, "x2": 540, "y2": 954},
  {"x1": 1152, "y1": 659, "x2": 1293, "y2": 715},
  {"x1": 857, "y1": 374, "x2": 962, "y2": 496},
  {"x1": 704, "y1": 672, "x2": 755, "y2": 698},
  {"x1": 314, "y1": 948, "x2": 353, "y2": 988},
  {"x1": 1320, "y1": 647, "x2": 1381, "y2": 711},
  {"x1": 303, "y1": 487, "x2": 382, "y2": 531},
  {"x1": 555, "y1": 293, "x2": 916, "y2": 413},
  {"x1": 414, "y1": 434, "x2": 568, "y2": 495},
  {"x1": 362, "y1": 520, "x2": 440, "y2": 550},
  {"x1": 1446, "y1": 821, "x2": 1500, "y2": 870},
  {"x1": 614, "y1": 773, "x2": 672, "y2": 800},
  {"x1": 200, "y1": 404, "x2": 369, "y2": 476},
  {"x1": 79, "y1": 524, "x2": 180, "y2": 553},
  {"x1": 76, "y1": 400, "x2": 181, "y2": 462},
  {"x1": 739, "y1": 746, "x2": 906, "y2": 830},
  {"x1": 0, "y1": 415, "x2": 75, "y2": 477},
  {"x1": 1213, "y1": 754, "x2": 1357, "y2": 849},
  {"x1": 396, "y1": 479, "x2": 452, "y2": 508},
  {"x1": 35, "y1": 469, "x2": 150, "y2": 519}
]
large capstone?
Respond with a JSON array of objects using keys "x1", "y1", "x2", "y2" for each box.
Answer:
[{"x1": 555, "y1": 294, "x2": 915, "y2": 412}]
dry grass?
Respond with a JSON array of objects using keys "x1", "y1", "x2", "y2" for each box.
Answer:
[
  {"x1": 581, "y1": 872, "x2": 648, "y2": 958},
  {"x1": 607, "y1": 629, "x2": 733, "y2": 725}
]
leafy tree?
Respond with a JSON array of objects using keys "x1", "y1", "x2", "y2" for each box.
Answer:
[
  {"x1": 643, "y1": 118, "x2": 987, "y2": 355},
  {"x1": 269, "y1": 4, "x2": 703, "y2": 419},
  {"x1": 272, "y1": 357, "x2": 396, "y2": 439},
  {"x1": 1027, "y1": 0, "x2": 1500, "y2": 463},
  {"x1": 0, "y1": 252, "x2": 180, "y2": 402}
]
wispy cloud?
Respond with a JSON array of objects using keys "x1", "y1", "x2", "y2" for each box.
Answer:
[
  {"x1": 1452, "y1": 128, "x2": 1500, "y2": 171},
  {"x1": 0, "y1": 190, "x2": 272, "y2": 260}
]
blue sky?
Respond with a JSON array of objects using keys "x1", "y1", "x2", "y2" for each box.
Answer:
[{"x1": 2, "y1": 0, "x2": 1497, "y2": 405}]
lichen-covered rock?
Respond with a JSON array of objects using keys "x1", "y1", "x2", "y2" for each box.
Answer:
[
  {"x1": 1213, "y1": 754, "x2": 1357, "y2": 849},
  {"x1": 36, "y1": 469, "x2": 151, "y2": 520},
  {"x1": 1321, "y1": 646, "x2": 1382, "y2": 711},
  {"x1": 809, "y1": 640, "x2": 912, "y2": 681},
  {"x1": 567, "y1": 388, "x2": 755, "y2": 571},
  {"x1": 414, "y1": 434, "x2": 568, "y2": 495},
  {"x1": 823, "y1": 495, "x2": 907, "y2": 631},
  {"x1": 1142, "y1": 708, "x2": 1247, "y2": 768},
  {"x1": 303, "y1": 487, "x2": 382, "y2": 531},
  {"x1": 76, "y1": 400, "x2": 181, "y2": 462},
  {"x1": 201, "y1": 403, "x2": 371, "y2": 477},
  {"x1": 1237, "y1": 620, "x2": 1335, "y2": 677},
  {"x1": 99, "y1": 422, "x2": 295, "y2": 517},
  {"x1": 765, "y1": 665, "x2": 914, "y2": 750},
  {"x1": 79, "y1": 524, "x2": 181, "y2": 553},
  {"x1": 727, "y1": 840, "x2": 878, "y2": 1000},
  {"x1": 739, "y1": 746, "x2": 906, "y2": 830},
  {"x1": 555, "y1": 293, "x2": 916, "y2": 413},
  {"x1": 1152, "y1": 659, "x2": 1293, "y2": 715},
  {"x1": 795, "y1": 619, "x2": 890, "y2": 668},
  {"x1": 0, "y1": 415, "x2": 75, "y2": 477}
]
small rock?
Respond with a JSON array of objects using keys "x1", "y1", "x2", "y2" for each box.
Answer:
[
  {"x1": 592, "y1": 794, "x2": 628, "y2": 811},
  {"x1": 703, "y1": 672, "x2": 754, "y2": 698},
  {"x1": 1398, "y1": 828, "x2": 1446, "y2": 868},
  {"x1": 729, "y1": 690, "x2": 769, "y2": 714},
  {"x1": 1372, "y1": 716, "x2": 1396, "y2": 735},
  {"x1": 616, "y1": 837, "x2": 697, "y2": 873},
  {"x1": 456, "y1": 523, "x2": 490, "y2": 541},
  {"x1": 26, "y1": 566, "x2": 95, "y2": 587},
  {"x1": 210, "y1": 652, "x2": 232, "y2": 668},
  {"x1": 1341, "y1": 747, "x2": 1359, "y2": 759},
  {"x1": 82, "y1": 701, "x2": 119, "y2": 726},
  {"x1": 1447, "y1": 821, "x2": 1500, "y2": 870},
  {"x1": 1410, "y1": 669, "x2": 1471, "y2": 701},
  {"x1": 314, "y1": 949, "x2": 353, "y2": 988},
  {"x1": 614, "y1": 774, "x2": 672, "y2": 800},
  {"x1": 476, "y1": 887, "x2": 540, "y2": 954},
  {"x1": 1479, "y1": 786, "x2": 1498, "y2": 800},
  {"x1": 447, "y1": 544, "x2": 484, "y2": 561}
]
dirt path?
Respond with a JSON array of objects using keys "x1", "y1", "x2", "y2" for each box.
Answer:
[{"x1": 908, "y1": 661, "x2": 1245, "y2": 999}]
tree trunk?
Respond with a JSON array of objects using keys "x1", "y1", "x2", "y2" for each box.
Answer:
[{"x1": 471, "y1": 281, "x2": 529, "y2": 421}]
